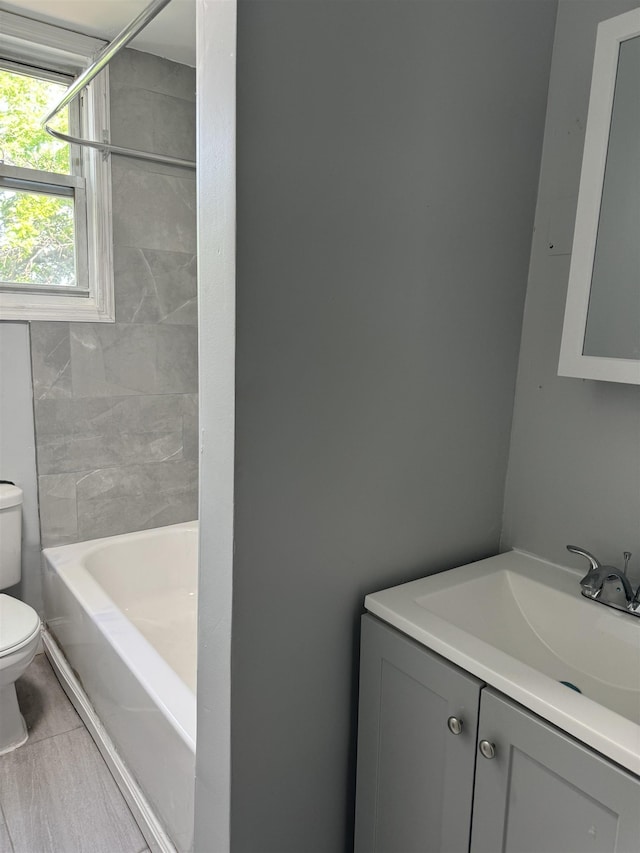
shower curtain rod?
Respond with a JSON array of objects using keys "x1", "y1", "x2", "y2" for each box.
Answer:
[{"x1": 42, "y1": 0, "x2": 196, "y2": 171}]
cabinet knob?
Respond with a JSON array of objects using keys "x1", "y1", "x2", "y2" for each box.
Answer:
[
  {"x1": 447, "y1": 716, "x2": 463, "y2": 735},
  {"x1": 479, "y1": 739, "x2": 496, "y2": 759}
]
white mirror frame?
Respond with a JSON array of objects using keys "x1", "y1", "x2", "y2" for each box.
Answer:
[{"x1": 558, "y1": 7, "x2": 640, "y2": 385}]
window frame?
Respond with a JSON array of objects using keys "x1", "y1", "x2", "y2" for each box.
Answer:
[{"x1": 0, "y1": 10, "x2": 114, "y2": 322}]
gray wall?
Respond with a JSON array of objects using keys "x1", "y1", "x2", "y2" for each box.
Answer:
[
  {"x1": 231, "y1": 2, "x2": 557, "y2": 850},
  {"x1": 31, "y1": 49, "x2": 198, "y2": 547},
  {"x1": 0, "y1": 322, "x2": 42, "y2": 612},
  {"x1": 502, "y1": 0, "x2": 640, "y2": 574}
]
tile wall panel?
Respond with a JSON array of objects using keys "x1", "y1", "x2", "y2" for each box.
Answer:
[
  {"x1": 114, "y1": 247, "x2": 197, "y2": 325},
  {"x1": 30, "y1": 49, "x2": 197, "y2": 546},
  {"x1": 30, "y1": 324, "x2": 73, "y2": 400},
  {"x1": 111, "y1": 164, "x2": 196, "y2": 253},
  {"x1": 109, "y1": 48, "x2": 196, "y2": 101}
]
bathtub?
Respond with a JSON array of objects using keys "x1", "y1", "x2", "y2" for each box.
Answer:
[{"x1": 42, "y1": 521, "x2": 197, "y2": 852}]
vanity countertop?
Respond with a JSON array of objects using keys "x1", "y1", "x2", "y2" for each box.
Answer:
[{"x1": 365, "y1": 550, "x2": 640, "y2": 775}]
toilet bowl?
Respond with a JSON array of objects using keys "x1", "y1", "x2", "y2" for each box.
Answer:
[
  {"x1": 0, "y1": 483, "x2": 42, "y2": 754},
  {"x1": 0, "y1": 594, "x2": 41, "y2": 754}
]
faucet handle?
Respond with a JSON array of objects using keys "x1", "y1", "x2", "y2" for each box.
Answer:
[
  {"x1": 566, "y1": 545, "x2": 602, "y2": 573},
  {"x1": 626, "y1": 553, "x2": 640, "y2": 613}
]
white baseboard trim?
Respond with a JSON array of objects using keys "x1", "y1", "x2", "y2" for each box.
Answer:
[{"x1": 42, "y1": 629, "x2": 178, "y2": 853}]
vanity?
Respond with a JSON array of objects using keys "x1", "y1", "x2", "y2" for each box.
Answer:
[{"x1": 354, "y1": 551, "x2": 640, "y2": 853}]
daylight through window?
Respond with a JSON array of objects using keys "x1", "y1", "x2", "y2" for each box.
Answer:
[
  {"x1": 0, "y1": 66, "x2": 82, "y2": 290},
  {"x1": 0, "y1": 10, "x2": 114, "y2": 322}
]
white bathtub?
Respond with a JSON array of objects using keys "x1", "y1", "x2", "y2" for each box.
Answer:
[{"x1": 43, "y1": 521, "x2": 197, "y2": 852}]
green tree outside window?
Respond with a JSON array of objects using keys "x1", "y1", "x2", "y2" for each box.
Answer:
[{"x1": 0, "y1": 68, "x2": 76, "y2": 286}]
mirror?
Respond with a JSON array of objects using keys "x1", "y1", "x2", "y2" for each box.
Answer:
[{"x1": 558, "y1": 8, "x2": 640, "y2": 384}]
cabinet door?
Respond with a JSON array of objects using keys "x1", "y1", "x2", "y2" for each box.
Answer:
[
  {"x1": 471, "y1": 689, "x2": 640, "y2": 853},
  {"x1": 354, "y1": 615, "x2": 482, "y2": 853}
]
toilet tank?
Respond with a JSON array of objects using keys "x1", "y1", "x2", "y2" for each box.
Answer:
[{"x1": 0, "y1": 484, "x2": 23, "y2": 589}]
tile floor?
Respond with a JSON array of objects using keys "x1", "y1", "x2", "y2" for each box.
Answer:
[{"x1": 0, "y1": 654, "x2": 149, "y2": 853}]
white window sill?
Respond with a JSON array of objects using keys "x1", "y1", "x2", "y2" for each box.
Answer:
[{"x1": 0, "y1": 290, "x2": 115, "y2": 323}]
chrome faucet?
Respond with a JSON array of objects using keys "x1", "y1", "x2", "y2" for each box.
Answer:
[{"x1": 567, "y1": 546, "x2": 639, "y2": 617}]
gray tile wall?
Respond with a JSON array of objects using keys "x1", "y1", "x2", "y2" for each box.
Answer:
[{"x1": 30, "y1": 50, "x2": 197, "y2": 546}]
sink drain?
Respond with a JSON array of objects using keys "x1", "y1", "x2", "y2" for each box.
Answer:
[{"x1": 559, "y1": 680, "x2": 582, "y2": 693}]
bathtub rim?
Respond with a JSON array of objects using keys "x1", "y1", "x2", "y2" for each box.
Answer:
[{"x1": 42, "y1": 520, "x2": 197, "y2": 752}]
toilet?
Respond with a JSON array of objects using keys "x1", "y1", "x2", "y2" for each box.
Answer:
[{"x1": 0, "y1": 483, "x2": 41, "y2": 754}]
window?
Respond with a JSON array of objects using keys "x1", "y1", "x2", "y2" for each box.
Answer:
[
  {"x1": 0, "y1": 11, "x2": 114, "y2": 321},
  {"x1": 1, "y1": 66, "x2": 84, "y2": 290}
]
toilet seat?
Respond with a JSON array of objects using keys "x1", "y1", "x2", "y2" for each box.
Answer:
[{"x1": 0, "y1": 594, "x2": 40, "y2": 658}]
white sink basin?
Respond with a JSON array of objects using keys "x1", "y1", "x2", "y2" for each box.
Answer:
[{"x1": 365, "y1": 550, "x2": 640, "y2": 775}]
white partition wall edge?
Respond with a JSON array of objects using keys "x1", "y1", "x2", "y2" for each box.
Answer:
[{"x1": 194, "y1": 1, "x2": 236, "y2": 850}]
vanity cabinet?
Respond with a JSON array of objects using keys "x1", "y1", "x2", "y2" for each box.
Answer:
[
  {"x1": 471, "y1": 688, "x2": 640, "y2": 853},
  {"x1": 355, "y1": 615, "x2": 640, "y2": 853},
  {"x1": 354, "y1": 615, "x2": 482, "y2": 852}
]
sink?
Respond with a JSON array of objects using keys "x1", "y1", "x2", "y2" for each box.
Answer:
[
  {"x1": 365, "y1": 550, "x2": 640, "y2": 774},
  {"x1": 416, "y1": 563, "x2": 640, "y2": 719}
]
